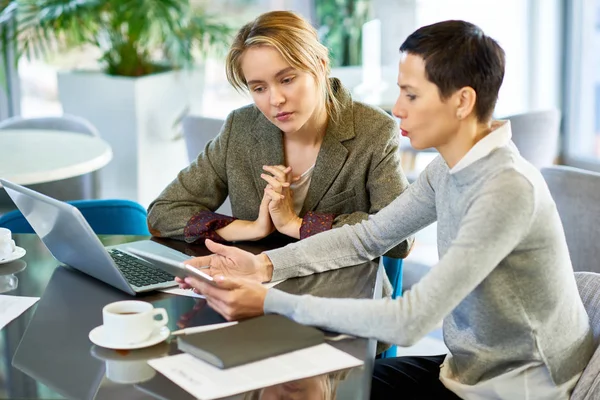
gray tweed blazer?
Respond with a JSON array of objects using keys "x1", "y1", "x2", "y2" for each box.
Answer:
[{"x1": 147, "y1": 80, "x2": 413, "y2": 258}]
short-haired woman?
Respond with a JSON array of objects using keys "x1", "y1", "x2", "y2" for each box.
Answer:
[{"x1": 180, "y1": 20, "x2": 593, "y2": 400}]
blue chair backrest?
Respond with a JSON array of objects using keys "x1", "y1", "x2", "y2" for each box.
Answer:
[
  {"x1": 0, "y1": 199, "x2": 150, "y2": 235},
  {"x1": 0, "y1": 210, "x2": 34, "y2": 233},
  {"x1": 382, "y1": 256, "x2": 403, "y2": 299},
  {"x1": 381, "y1": 256, "x2": 404, "y2": 358}
]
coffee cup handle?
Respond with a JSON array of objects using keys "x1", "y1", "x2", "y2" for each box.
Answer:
[{"x1": 152, "y1": 308, "x2": 169, "y2": 328}]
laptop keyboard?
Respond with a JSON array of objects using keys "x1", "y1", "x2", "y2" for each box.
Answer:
[{"x1": 109, "y1": 249, "x2": 175, "y2": 288}]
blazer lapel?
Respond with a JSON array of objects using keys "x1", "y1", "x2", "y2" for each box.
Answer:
[
  {"x1": 301, "y1": 132, "x2": 349, "y2": 214},
  {"x1": 301, "y1": 79, "x2": 355, "y2": 214},
  {"x1": 247, "y1": 115, "x2": 284, "y2": 197}
]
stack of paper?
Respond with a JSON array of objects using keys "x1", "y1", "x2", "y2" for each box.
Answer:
[{"x1": 148, "y1": 343, "x2": 363, "y2": 400}]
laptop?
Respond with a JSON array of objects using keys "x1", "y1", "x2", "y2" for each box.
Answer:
[{"x1": 0, "y1": 178, "x2": 190, "y2": 295}]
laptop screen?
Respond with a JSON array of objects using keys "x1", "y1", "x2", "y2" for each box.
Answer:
[{"x1": 1, "y1": 180, "x2": 133, "y2": 294}]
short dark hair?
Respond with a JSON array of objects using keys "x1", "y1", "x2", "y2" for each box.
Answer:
[{"x1": 400, "y1": 20, "x2": 505, "y2": 122}]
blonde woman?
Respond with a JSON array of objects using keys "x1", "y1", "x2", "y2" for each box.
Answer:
[{"x1": 147, "y1": 11, "x2": 412, "y2": 259}]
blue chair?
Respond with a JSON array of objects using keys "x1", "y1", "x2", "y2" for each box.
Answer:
[
  {"x1": 381, "y1": 256, "x2": 403, "y2": 358},
  {"x1": 383, "y1": 256, "x2": 404, "y2": 299},
  {"x1": 0, "y1": 199, "x2": 150, "y2": 235}
]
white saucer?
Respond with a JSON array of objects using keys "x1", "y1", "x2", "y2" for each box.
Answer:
[
  {"x1": 0, "y1": 246, "x2": 26, "y2": 264},
  {"x1": 0, "y1": 259, "x2": 26, "y2": 275},
  {"x1": 89, "y1": 326, "x2": 170, "y2": 350},
  {"x1": 90, "y1": 341, "x2": 170, "y2": 361}
]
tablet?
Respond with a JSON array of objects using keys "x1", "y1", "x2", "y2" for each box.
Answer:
[{"x1": 126, "y1": 248, "x2": 217, "y2": 286}]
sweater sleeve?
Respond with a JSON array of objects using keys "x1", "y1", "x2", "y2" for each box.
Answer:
[
  {"x1": 264, "y1": 169, "x2": 536, "y2": 346},
  {"x1": 265, "y1": 158, "x2": 440, "y2": 281}
]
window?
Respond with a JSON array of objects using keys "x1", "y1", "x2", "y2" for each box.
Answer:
[
  {"x1": 564, "y1": 0, "x2": 600, "y2": 165},
  {"x1": 416, "y1": 0, "x2": 531, "y2": 117}
]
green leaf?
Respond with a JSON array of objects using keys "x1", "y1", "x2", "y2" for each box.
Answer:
[
  {"x1": 316, "y1": 0, "x2": 372, "y2": 66},
  {"x1": 1, "y1": 0, "x2": 232, "y2": 77}
]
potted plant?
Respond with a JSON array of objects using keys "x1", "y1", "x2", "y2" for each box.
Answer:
[
  {"x1": 1, "y1": 0, "x2": 18, "y2": 111},
  {"x1": 0, "y1": 0, "x2": 233, "y2": 205},
  {"x1": 316, "y1": 0, "x2": 372, "y2": 67}
]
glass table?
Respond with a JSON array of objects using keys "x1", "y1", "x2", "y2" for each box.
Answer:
[{"x1": 0, "y1": 234, "x2": 383, "y2": 400}]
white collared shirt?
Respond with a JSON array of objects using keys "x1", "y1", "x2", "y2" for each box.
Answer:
[
  {"x1": 440, "y1": 356, "x2": 580, "y2": 400},
  {"x1": 450, "y1": 120, "x2": 517, "y2": 174}
]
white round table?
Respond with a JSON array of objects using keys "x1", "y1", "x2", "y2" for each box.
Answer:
[{"x1": 0, "y1": 130, "x2": 113, "y2": 186}]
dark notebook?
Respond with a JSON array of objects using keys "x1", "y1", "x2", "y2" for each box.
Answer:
[{"x1": 177, "y1": 314, "x2": 325, "y2": 369}]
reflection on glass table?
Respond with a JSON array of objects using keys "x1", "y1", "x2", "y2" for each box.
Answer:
[
  {"x1": 0, "y1": 260, "x2": 27, "y2": 293},
  {"x1": 243, "y1": 369, "x2": 351, "y2": 400},
  {"x1": 91, "y1": 342, "x2": 170, "y2": 385}
]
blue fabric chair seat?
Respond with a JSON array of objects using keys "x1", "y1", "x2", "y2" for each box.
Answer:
[{"x1": 0, "y1": 199, "x2": 150, "y2": 235}]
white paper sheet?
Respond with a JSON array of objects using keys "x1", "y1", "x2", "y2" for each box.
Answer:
[
  {"x1": 0, "y1": 295, "x2": 39, "y2": 331},
  {"x1": 160, "y1": 279, "x2": 285, "y2": 298},
  {"x1": 160, "y1": 287, "x2": 205, "y2": 298},
  {"x1": 148, "y1": 343, "x2": 363, "y2": 400},
  {"x1": 262, "y1": 279, "x2": 286, "y2": 289}
]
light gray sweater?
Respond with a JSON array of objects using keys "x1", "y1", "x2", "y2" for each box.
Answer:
[{"x1": 264, "y1": 145, "x2": 593, "y2": 386}]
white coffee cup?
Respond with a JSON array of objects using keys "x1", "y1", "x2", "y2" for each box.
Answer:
[
  {"x1": 102, "y1": 301, "x2": 168, "y2": 346},
  {"x1": 91, "y1": 342, "x2": 169, "y2": 384},
  {"x1": 107, "y1": 357, "x2": 157, "y2": 384},
  {"x1": 104, "y1": 343, "x2": 169, "y2": 384},
  {"x1": 0, "y1": 228, "x2": 15, "y2": 260}
]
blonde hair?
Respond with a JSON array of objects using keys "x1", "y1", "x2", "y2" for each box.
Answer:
[
  {"x1": 225, "y1": 11, "x2": 341, "y2": 121},
  {"x1": 242, "y1": 370, "x2": 350, "y2": 400}
]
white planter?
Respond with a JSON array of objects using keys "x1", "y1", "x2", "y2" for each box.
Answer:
[{"x1": 58, "y1": 69, "x2": 204, "y2": 207}]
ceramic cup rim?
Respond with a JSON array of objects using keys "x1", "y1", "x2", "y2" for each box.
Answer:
[{"x1": 103, "y1": 300, "x2": 153, "y2": 318}]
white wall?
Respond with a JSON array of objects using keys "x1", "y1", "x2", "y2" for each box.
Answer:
[
  {"x1": 416, "y1": 0, "x2": 530, "y2": 117},
  {"x1": 371, "y1": 0, "x2": 563, "y2": 117},
  {"x1": 373, "y1": 0, "x2": 418, "y2": 67},
  {"x1": 528, "y1": 0, "x2": 563, "y2": 112}
]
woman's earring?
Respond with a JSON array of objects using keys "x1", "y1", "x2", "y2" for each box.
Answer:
[{"x1": 457, "y1": 113, "x2": 463, "y2": 120}]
